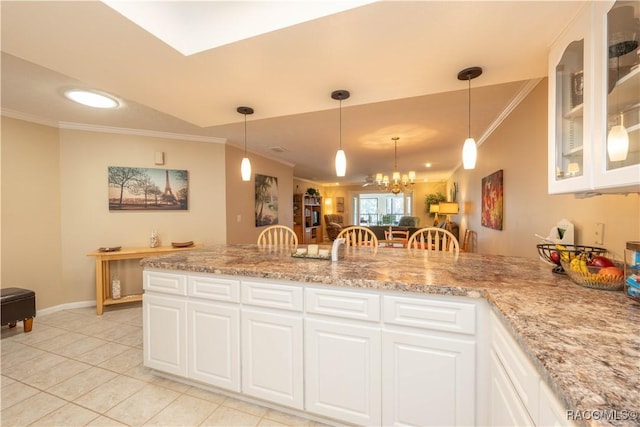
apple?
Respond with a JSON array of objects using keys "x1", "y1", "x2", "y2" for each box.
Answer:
[
  {"x1": 588, "y1": 256, "x2": 615, "y2": 268},
  {"x1": 598, "y1": 266, "x2": 623, "y2": 278},
  {"x1": 549, "y1": 251, "x2": 560, "y2": 265}
]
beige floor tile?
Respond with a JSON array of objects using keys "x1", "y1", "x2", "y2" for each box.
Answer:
[
  {"x1": 98, "y1": 347, "x2": 143, "y2": 373},
  {"x1": 1, "y1": 346, "x2": 48, "y2": 372},
  {"x1": 55, "y1": 336, "x2": 108, "y2": 358},
  {"x1": 9, "y1": 324, "x2": 67, "y2": 345},
  {"x1": 151, "y1": 375, "x2": 192, "y2": 393},
  {"x1": 22, "y1": 357, "x2": 92, "y2": 390},
  {"x1": 223, "y1": 397, "x2": 269, "y2": 417},
  {"x1": 112, "y1": 329, "x2": 143, "y2": 347},
  {"x1": 123, "y1": 364, "x2": 157, "y2": 383},
  {"x1": 36, "y1": 311, "x2": 87, "y2": 329},
  {"x1": 0, "y1": 380, "x2": 39, "y2": 410},
  {"x1": 84, "y1": 414, "x2": 129, "y2": 426},
  {"x1": 0, "y1": 391, "x2": 66, "y2": 426},
  {"x1": 30, "y1": 401, "x2": 100, "y2": 426},
  {"x1": 91, "y1": 323, "x2": 141, "y2": 342},
  {"x1": 201, "y1": 405, "x2": 261, "y2": 427},
  {"x1": 258, "y1": 418, "x2": 288, "y2": 427},
  {"x1": 31, "y1": 330, "x2": 86, "y2": 354},
  {"x1": 105, "y1": 383, "x2": 180, "y2": 426},
  {"x1": 263, "y1": 409, "x2": 313, "y2": 426},
  {"x1": 1, "y1": 339, "x2": 29, "y2": 356},
  {"x1": 1, "y1": 374, "x2": 16, "y2": 387},
  {"x1": 47, "y1": 366, "x2": 118, "y2": 401},
  {"x1": 3, "y1": 351, "x2": 66, "y2": 381},
  {"x1": 143, "y1": 394, "x2": 218, "y2": 426},
  {"x1": 183, "y1": 386, "x2": 227, "y2": 404},
  {"x1": 102, "y1": 305, "x2": 142, "y2": 324},
  {"x1": 74, "y1": 341, "x2": 130, "y2": 366},
  {"x1": 74, "y1": 374, "x2": 146, "y2": 413}
]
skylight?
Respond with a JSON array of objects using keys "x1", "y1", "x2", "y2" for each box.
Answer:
[{"x1": 102, "y1": 1, "x2": 377, "y2": 56}]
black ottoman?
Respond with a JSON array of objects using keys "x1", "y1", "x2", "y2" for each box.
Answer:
[{"x1": 1, "y1": 287, "x2": 36, "y2": 332}]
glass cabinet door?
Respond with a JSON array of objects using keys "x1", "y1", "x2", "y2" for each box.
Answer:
[
  {"x1": 605, "y1": 1, "x2": 639, "y2": 172},
  {"x1": 554, "y1": 39, "x2": 586, "y2": 181}
]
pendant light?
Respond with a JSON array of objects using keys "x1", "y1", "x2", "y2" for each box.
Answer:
[
  {"x1": 607, "y1": 51, "x2": 629, "y2": 162},
  {"x1": 237, "y1": 106, "x2": 254, "y2": 181},
  {"x1": 458, "y1": 67, "x2": 483, "y2": 170},
  {"x1": 331, "y1": 90, "x2": 350, "y2": 177}
]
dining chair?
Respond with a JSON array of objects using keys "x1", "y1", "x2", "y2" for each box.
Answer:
[
  {"x1": 407, "y1": 227, "x2": 459, "y2": 254},
  {"x1": 461, "y1": 229, "x2": 472, "y2": 252},
  {"x1": 257, "y1": 225, "x2": 298, "y2": 248},
  {"x1": 337, "y1": 226, "x2": 379, "y2": 249},
  {"x1": 384, "y1": 229, "x2": 410, "y2": 247}
]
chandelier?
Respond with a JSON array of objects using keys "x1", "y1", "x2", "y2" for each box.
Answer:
[{"x1": 375, "y1": 137, "x2": 415, "y2": 194}]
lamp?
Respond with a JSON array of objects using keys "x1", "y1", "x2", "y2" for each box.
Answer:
[
  {"x1": 332, "y1": 90, "x2": 350, "y2": 177},
  {"x1": 237, "y1": 106, "x2": 254, "y2": 181},
  {"x1": 607, "y1": 45, "x2": 631, "y2": 162},
  {"x1": 438, "y1": 202, "x2": 459, "y2": 231},
  {"x1": 375, "y1": 137, "x2": 416, "y2": 194},
  {"x1": 430, "y1": 204, "x2": 440, "y2": 226},
  {"x1": 458, "y1": 67, "x2": 483, "y2": 170}
]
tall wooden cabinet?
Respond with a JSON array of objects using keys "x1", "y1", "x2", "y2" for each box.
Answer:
[{"x1": 293, "y1": 194, "x2": 323, "y2": 244}]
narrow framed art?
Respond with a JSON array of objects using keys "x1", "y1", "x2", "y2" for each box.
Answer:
[
  {"x1": 481, "y1": 169, "x2": 503, "y2": 230},
  {"x1": 255, "y1": 174, "x2": 279, "y2": 226}
]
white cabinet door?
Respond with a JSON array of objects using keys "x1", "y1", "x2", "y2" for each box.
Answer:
[
  {"x1": 305, "y1": 317, "x2": 381, "y2": 426},
  {"x1": 382, "y1": 330, "x2": 476, "y2": 426},
  {"x1": 187, "y1": 300, "x2": 240, "y2": 392},
  {"x1": 241, "y1": 308, "x2": 303, "y2": 409},
  {"x1": 539, "y1": 380, "x2": 574, "y2": 427},
  {"x1": 143, "y1": 293, "x2": 187, "y2": 376},
  {"x1": 490, "y1": 352, "x2": 535, "y2": 427}
]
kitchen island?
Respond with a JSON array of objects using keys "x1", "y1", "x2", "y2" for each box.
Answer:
[{"x1": 141, "y1": 244, "x2": 640, "y2": 426}]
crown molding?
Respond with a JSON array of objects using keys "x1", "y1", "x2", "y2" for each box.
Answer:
[{"x1": 1, "y1": 109, "x2": 60, "y2": 128}]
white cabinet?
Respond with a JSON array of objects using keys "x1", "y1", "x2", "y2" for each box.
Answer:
[
  {"x1": 548, "y1": 0, "x2": 640, "y2": 194},
  {"x1": 241, "y1": 280, "x2": 304, "y2": 410},
  {"x1": 490, "y1": 312, "x2": 574, "y2": 426},
  {"x1": 143, "y1": 292, "x2": 187, "y2": 376},
  {"x1": 490, "y1": 351, "x2": 535, "y2": 426},
  {"x1": 187, "y1": 301, "x2": 240, "y2": 391},
  {"x1": 382, "y1": 295, "x2": 477, "y2": 426},
  {"x1": 305, "y1": 317, "x2": 381, "y2": 425}
]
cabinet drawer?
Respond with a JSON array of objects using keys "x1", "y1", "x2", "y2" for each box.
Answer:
[
  {"x1": 241, "y1": 280, "x2": 303, "y2": 312},
  {"x1": 491, "y1": 312, "x2": 539, "y2": 419},
  {"x1": 144, "y1": 271, "x2": 186, "y2": 295},
  {"x1": 383, "y1": 295, "x2": 476, "y2": 334},
  {"x1": 188, "y1": 275, "x2": 240, "y2": 303},
  {"x1": 305, "y1": 287, "x2": 380, "y2": 321}
]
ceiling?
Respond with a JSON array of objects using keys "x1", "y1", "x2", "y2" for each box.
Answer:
[{"x1": 1, "y1": 1, "x2": 586, "y2": 186}]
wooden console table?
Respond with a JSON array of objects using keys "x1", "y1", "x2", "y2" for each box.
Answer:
[{"x1": 87, "y1": 245, "x2": 202, "y2": 315}]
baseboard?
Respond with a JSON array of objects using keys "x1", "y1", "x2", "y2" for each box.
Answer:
[{"x1": 36, "y1": 300, "x2": 95, "y2": 317}]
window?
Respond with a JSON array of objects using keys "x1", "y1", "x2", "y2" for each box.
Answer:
[{"x1": 352, "y1": 192, "x2": 412, "y2": 226}]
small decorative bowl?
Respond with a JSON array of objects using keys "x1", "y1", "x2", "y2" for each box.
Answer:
[{"x1": 560, "y1": 259, "x2": 624, "y2": 291}]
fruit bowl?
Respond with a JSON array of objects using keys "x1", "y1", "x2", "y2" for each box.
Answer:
[
  {"x1": 559, "y1": 259, "x2": 625, "y2": 290},
  {"x1": 536, "y1": 244, "x2": 606, "y2": 274}
]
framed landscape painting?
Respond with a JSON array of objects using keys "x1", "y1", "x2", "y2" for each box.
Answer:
[
  {"x1": 108, "y1": 166, "x2": 188, "y2": 211},
  {"x1": 255, "y1": 174, "x2": 279, "y2": 226},
  {"x1": 481, "y1": 169, "x2": 503, "y2": 230}
]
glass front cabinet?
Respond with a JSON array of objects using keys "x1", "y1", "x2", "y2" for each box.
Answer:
[{"x1": 549, "y1": 1, "x2": 640, "y2": 194}]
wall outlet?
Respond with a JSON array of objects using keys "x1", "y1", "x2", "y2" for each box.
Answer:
[
  {"x1": 594, "y1": 222, "x2": 604, "y2": 245},
  {"x1": 237, "y1": 214, "x2": 242, "y2": 223}
]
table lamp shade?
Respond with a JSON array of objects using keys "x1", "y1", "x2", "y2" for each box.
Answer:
[
  {"x1": 438, "y1": 202, "x2": 459, "y2": 215},
  {"x1": 429, "y1": 204, "x2": 440, "y2": 214}
]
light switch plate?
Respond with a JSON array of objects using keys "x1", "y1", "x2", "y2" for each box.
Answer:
[{"x1": 594, "y1": 223, "x2": 604, "y2": 245}]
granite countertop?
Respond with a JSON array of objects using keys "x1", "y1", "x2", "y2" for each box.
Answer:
[{"x1": 141, "y1": 244, "x2": 640, "y2": 425}]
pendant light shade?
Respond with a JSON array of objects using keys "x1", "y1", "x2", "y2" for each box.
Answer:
[
  {"x1": 335, "y1": 149, "x2": 347, "y2": 177},
  {"x1": 607, "y1": 122, "x2": 629, "y2": 162},
  {"x1": 462, "y1": 137, "x2": 477, "y2": 169},
  {"x1": 331, "y1": 90, "x2": 350, "y2": 177},
  {"x1": 237, "y1": 106, "x2": 254, "y2": 182},
  {"x1": 458, "y1": 67, "x2": 482, "y2": 170}
]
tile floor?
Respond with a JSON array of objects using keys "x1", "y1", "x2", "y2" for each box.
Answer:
[{"x1": 1, "y1": 305, "x2": 324, "y2": 427}]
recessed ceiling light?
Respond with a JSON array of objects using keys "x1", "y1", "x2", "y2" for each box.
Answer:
[
  {"x1": 64, "y1": 89, "x2": 120, "y2": 109},
  {"x1": 425, "y1": 163, "x2": 432, "y2": 168}
]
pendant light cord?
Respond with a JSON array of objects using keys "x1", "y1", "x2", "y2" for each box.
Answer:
[
  {"x1": 339, "y1": 99, "x2": 343, "y2": 150},
  {"x1": 243, "y1": 114, "x2": 247, "y2": 156},
  {"x1": 467, "y1": 76, "x2": 471, "y2": 138}
]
